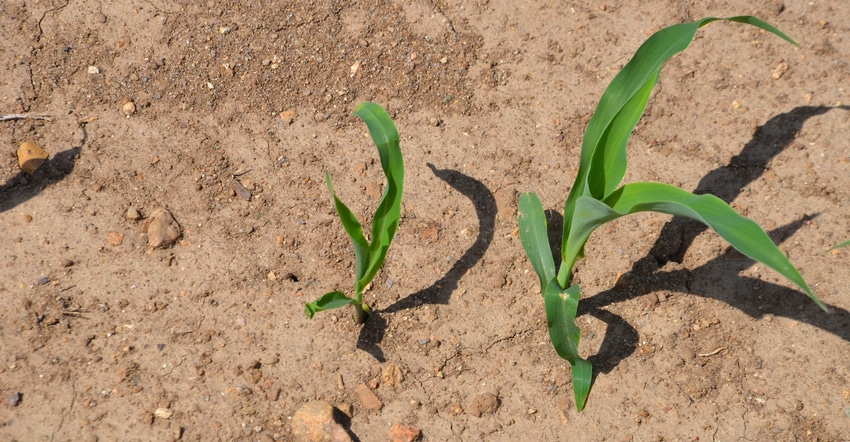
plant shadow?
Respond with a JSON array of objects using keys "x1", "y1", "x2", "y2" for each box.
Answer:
[
  {"x1": 579, "y1": 105, "x2": 850, "y2": 389},
  {"x1": 356, "y1": 164, "x2": 497, "y2": 360}
]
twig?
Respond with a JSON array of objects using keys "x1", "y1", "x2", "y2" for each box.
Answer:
[
  {"x1": 697, "y1": 347, "x2": 726, "y2": 357},
  {"x1": 0, "y1": 113, "x2": 53, "y2": 122}
]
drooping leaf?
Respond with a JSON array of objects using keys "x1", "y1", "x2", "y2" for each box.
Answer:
[
  {"x1": 563, "y1": 182, "x2": 826, "y2": 311},
  {"x1": 352, "y1": 102, "x2": 405, "y2": 296},
  {"x1": 305, "y1": 291, "x2": 357, "y2": 319},
  {"x1": 561, "y1": 16, "x2": 799, "y2": 270},
  {"x1": 518, "y1": 192, "x2": 556, "y2": 290},
  {"x1": 543, "y1": 281, "x2": 592, "y2": 411}
]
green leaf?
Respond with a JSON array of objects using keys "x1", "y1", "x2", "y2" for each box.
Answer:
[
  {"x1": 562, "y1": 16, "x2": 799, "y2": 272},
  {"x1": 564, "y1": 182, "x2": 826, "y2": 311},
  {"x1": 827, "y1": 240, "x2": 850, "y2": 252},
  {"x1": 518, "y1": 192, "x2": 556, "y2": 291},
  {"x1": 305, "y1": 291, "x2": 357, "y2": 319},
  {"x1": 326, "y1": 172, "x2": 370, "y2": 285},
  {"x1": 543, "y1": 281, "x2": 592, "y2": 411},
  {"x1": 352, "y1": 102, "x2": 405, "y2": 296}
]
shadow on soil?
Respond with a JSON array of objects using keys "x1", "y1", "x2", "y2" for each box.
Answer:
[
  {"x1": 0, "y1": 123, "x2": 87, "y2": 213},
  {"x1": 582, "y1": 105, "x2": 850, "y2": 387},
  {"x1": 356, "y1": 164, "x2": 496, "y2": 361}
]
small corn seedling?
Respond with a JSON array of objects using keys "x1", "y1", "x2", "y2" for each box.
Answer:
[
  {"x1": 305, "y1": 102, "x2": 404, "y2": 324},
  {"x1": 828, "y1": 241, "x2": 850, "y2": 251},
  {"x1": 517, "y1": 17, "x2": 827, "y2": 411}
]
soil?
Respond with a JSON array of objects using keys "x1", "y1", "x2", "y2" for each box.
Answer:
[{"x1": 2, "y1": 0, "x2": 849, "y2": 441}]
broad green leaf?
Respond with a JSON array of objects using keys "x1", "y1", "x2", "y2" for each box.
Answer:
[
  {"x1": 325, "y1": 172, "x2": 370, "y2": 284},
  {"x1": 518, "y1": 192, "x2": 556, "y2": 290},
  {"x1": 564, "y1": 183, "x2": 826, "y2": 311},
  {"x1": 562, "y1": 16, "x2": 799, "y2": 267},
  {"x1": 543, "y1": 281, "x2": 592, "y2": 411},
  {"x1": 827, "y1": 240, "x2": 850, "y2": 252},
  {"x1": 305, "y1": 291, "x2": 357, "y2": 319},
  {"x1": 352, "y1": 102, "x2": 405, "y2": 296}
]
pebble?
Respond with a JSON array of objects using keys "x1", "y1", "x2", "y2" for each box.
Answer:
[
  {"x1": 146, "y1": 208, "x2": 181, "y2": 249},
  {"x1": 17, "y1": 141, "x2": 49, "y2": 175},
  {"x1": 231, "y1": 180, "x2": 252, "y2": 201},
  {"x1": 291, "y1": 401, "x2": 352, "y2": 442},
  {"x1": 279, "y1": 109, "x2": 296, "y2": 125},
  {"x1": 154, "y1": 407, "x2": 173, "y2": 419},
  {"x1": 126, "y1": 207, "x2": 142, "y2": 220},
  {"x1": 122, "y1": 101, "x2": 136, "y2": 115},
  {"x1": 7, "y1": 392, "x2": 22, "y2": 407},
  {"x1": 468, "y1": 392, "x2": 500, "y2": 417},
  {"x1": 88, "y1": 65, "x2": 100, "y2": 74},
  {"x1": 354, "y1": 383, "x2": 382, "y2": 411},
  {"x1": 60, "y1": 258, "x2": 74, "y2": 267},
  {"x1": 389, "y1": 424, "x2": 422, "y2": 442}
]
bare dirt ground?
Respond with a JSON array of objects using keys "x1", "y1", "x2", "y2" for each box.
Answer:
[{"x1": 2, "y1": 0, "x2": 849, "y2": 440}]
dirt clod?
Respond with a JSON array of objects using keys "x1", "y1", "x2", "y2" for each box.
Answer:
[
  {"x1": 354, "y1": 383, "x2": 382, "y2": 411},
  {"x1": 382, "y1": 364, "x2": 404, "y2": 387},
  {"x1": 469, "y1": 392, "x2": 500, "y2": 417}
]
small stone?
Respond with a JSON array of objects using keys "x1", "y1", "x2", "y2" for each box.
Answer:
[
  {"x1": 107, "y1": 231, "x2": 125, "y2": 246},
  {"x1": 60, "y1": 258, "x2": 74, "y2": 267},
  {"x1": 146, "y1": 208, "x2": 181, "y2": 249},
  {"x1": 17, "y1": 141, "x2": 49, "y2": 175},
  {"x1": 644, "y1": 293, "x2": 658, "y2": 308},
  {"x1": 279, "y1": 109, "x2": 296, "y2": 125},
  {"x1": 7, "y1": 392, "x2": 22, "y2": 407},
  {"x1": 127, "y1": 207, "x2": 142, "y2": 220},
  {"x1": 122, "y1": 101, "x2": 136, "y2": 115},
  {"x1": 390, "y1": 424, "x2": 422, "y2": 442},
  {"x1": 23, "y1": 214, "x2": 33, "y2": 223},
  {"x1": 232, "y1": 180, "x2": 252, "y2": 201},
  {"x1": 355, "y1": 383, "x2": 382, "y2": 411},
  {"x1": 469, "y1": 392, "x2": 499, "y2": 417},
  {"x1": 88, "y1": 65, "x2": 100, "y2": 74},
  {"x1": 382, "y1": 365, "x2": 404, "y2": 387},
  {"x1": 772, "y1": 62, "x2": 788, "y2": 79},
  {"x1": 291, "y1": 401, "x2": 352, "y2": 442},
  {"x1": 154, "y1": 407, "x2": 173, "y2": 419}
]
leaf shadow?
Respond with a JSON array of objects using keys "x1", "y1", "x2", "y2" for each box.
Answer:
[
  {"x1": 356, "y1": 164, "x2": 497, "y2": 360},
  {"x1": 579, "y1": 105, "x2": 850, "y2": 386},
  {"x1": 1, "y1": 124, "x2": 87, "y2": 213}
]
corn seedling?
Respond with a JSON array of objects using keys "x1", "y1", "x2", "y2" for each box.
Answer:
[
  {"x1": 305, "y1": 102, "x2": 404, "y2": 324},
  {"x1": 517, "y1": 17, "x2": 827, "y2": 411}
]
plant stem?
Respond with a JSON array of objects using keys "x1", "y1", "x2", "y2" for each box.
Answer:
[{"x1": 352, "y1": 302, "x2": 371, "y2": 324}]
